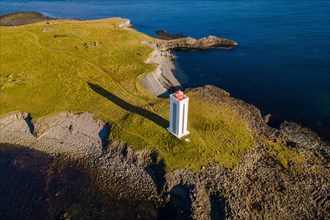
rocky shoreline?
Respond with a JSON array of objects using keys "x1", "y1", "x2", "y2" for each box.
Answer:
[
  {"x1": 140, "y1": 31, "x2": 237, "y2": 97},
  {"x1": 1, "y1": 13, "x2": 329, "y2": 219}
]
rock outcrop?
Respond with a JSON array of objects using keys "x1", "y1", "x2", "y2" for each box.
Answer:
[
  {"x1": 143, "y1": 35, "x2": 238, "y2": 51},
  {"x1": 0, "y1": 12, "x2": 54, "y2": 26},
  {"x1": 155, "y1": 30, "x2": 185, "y2": 40},
  {"x1": 1, "y1": 111, "x2": 166, "y2": 219},
  {"x1": 0, "y1": 112, "x2": 105, "y2": 158}
]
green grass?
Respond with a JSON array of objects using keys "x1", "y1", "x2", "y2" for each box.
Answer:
[
  {"x1": 264, "y1": 141, "x2": 305, "y2": 172},
  {"x1": 0, "y1": 18, "x2": 284, "y2": 171}
]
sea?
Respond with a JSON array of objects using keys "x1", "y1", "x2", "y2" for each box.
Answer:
[{"x1": 1, "y1": 0, "x2": 329, "y2": 140}]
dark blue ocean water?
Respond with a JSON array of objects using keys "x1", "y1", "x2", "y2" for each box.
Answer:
[{"x1": 1, "y1": 0, "x2": 329, "y2": 139}]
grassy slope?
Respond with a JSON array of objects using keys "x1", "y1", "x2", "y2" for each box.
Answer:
[{"x1": 0, "y1": 19, "x2": 302, "y2": 171}]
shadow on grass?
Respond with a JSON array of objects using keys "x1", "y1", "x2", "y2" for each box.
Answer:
[{"x1": 88, "y1": 83, "x2": 168, "y2": 128}]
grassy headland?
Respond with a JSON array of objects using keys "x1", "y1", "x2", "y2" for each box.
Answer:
[{"x1": 0, "y1": 18, "x2": 302, "y2": 171}]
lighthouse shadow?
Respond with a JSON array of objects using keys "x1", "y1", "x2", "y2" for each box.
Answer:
[{"x1": 88, "y1": 83, "x2": 168, "y2": 128}]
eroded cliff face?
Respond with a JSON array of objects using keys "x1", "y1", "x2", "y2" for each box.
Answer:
[{"x1": 0, "y1": 86, "x2": 329, "y2": 220}]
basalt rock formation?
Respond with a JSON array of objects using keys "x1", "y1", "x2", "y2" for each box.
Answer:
[{"x1": 143, "y1": 35, "x2": 238, "y2": 51}]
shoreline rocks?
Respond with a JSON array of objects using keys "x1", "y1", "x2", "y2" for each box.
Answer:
[
  {"x1": 155, "y1": 30, "x2": 186, "y2": 40},
  {"x1": 143, "y1": 35, "x2": 238, "y2": 51}
]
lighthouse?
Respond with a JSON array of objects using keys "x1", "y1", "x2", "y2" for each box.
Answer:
[{"x1": 167, "y1": 90, "x2": 190, "y2": 138}]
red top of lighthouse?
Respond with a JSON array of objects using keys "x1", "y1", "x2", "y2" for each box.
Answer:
[{"x1": 175, "y1": 90, "x2": 185, "y2": 101}]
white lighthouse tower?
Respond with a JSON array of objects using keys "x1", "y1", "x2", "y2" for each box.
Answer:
[{"x1": 167, "y1": 90, "x2": 190, "y2": 138}]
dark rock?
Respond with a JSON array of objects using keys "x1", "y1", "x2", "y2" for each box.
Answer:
[
  {"x1": 0, "y1": 12, "x2": 54, "y2": 26},
  {"x1": 155, "y1": 30, "x2": 186, "y2": 40}
]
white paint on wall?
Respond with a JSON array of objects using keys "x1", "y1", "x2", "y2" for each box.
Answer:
[{"x1": 167, "y1": 91, "x2": 190, "y2": 138}]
